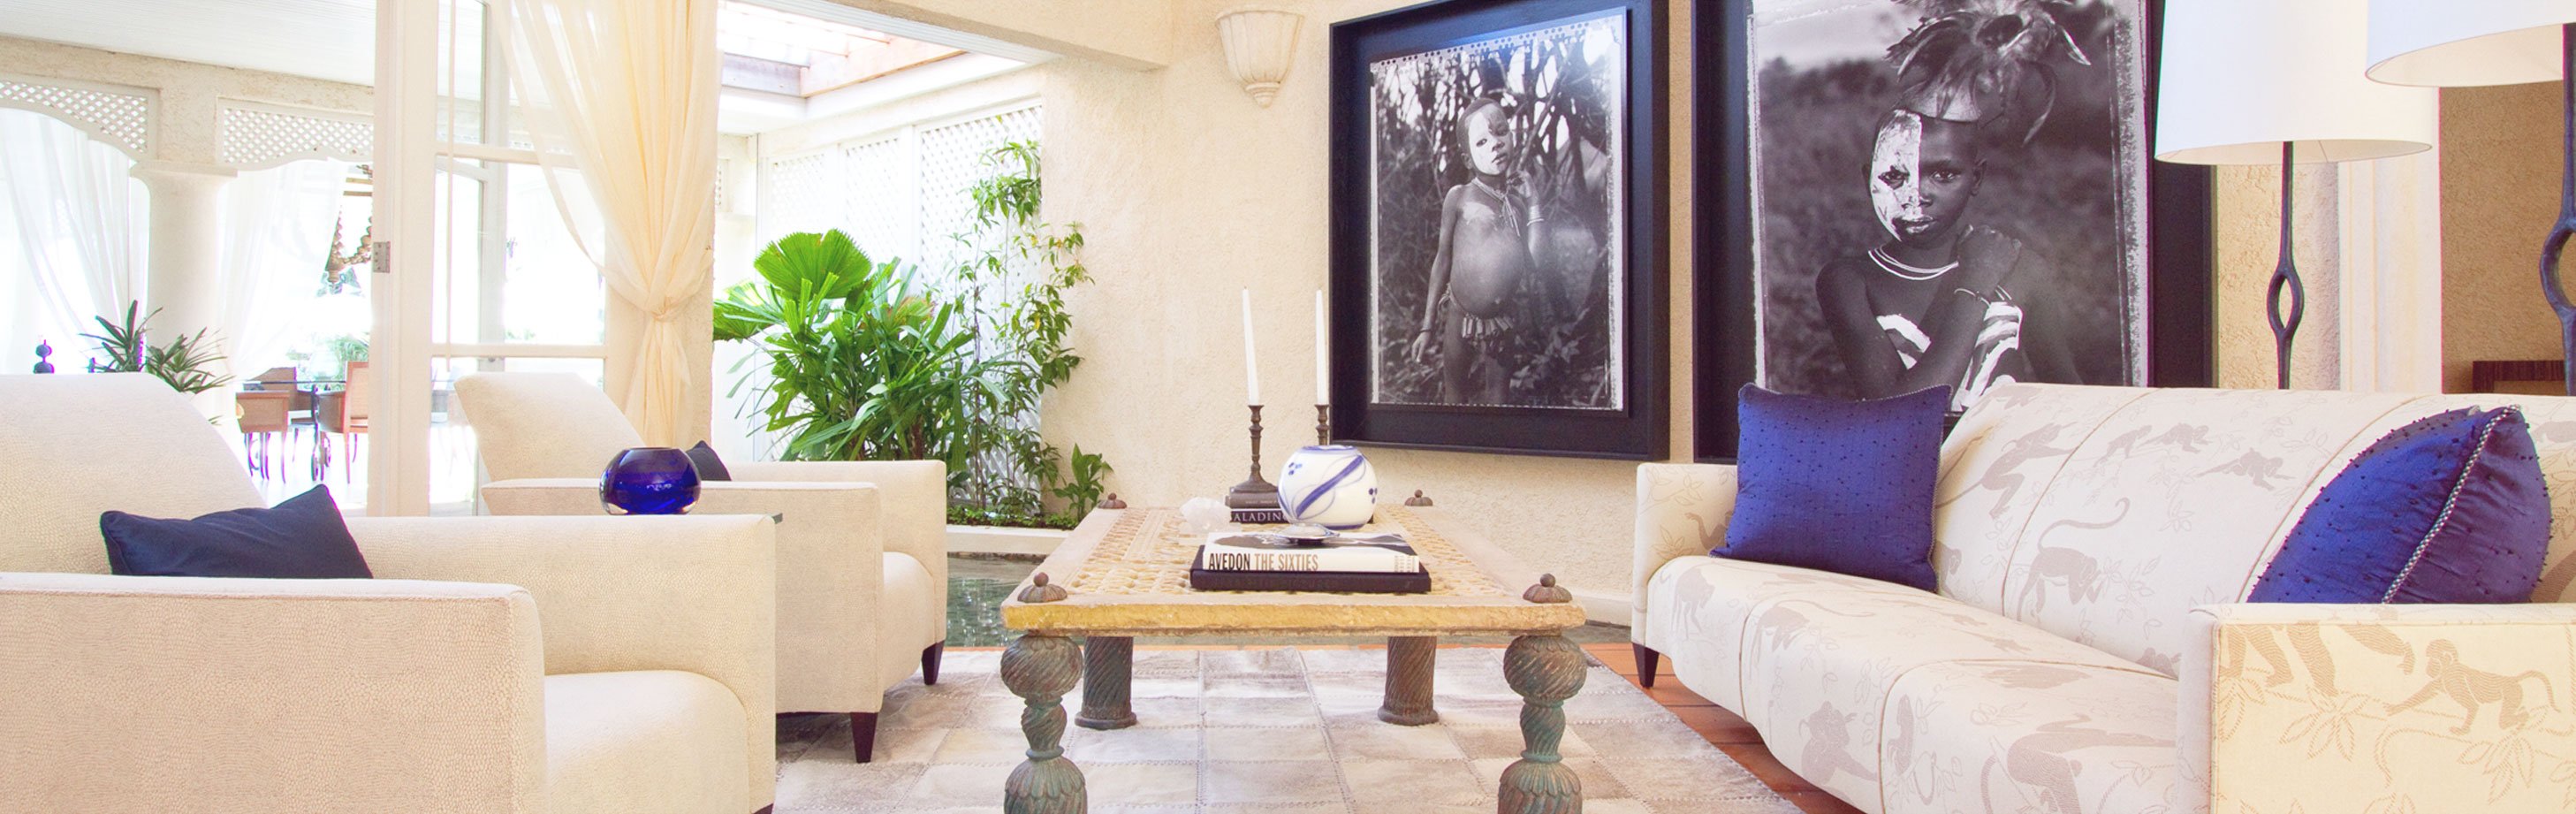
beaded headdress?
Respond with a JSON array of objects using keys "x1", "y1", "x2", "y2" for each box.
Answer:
[{"x1": 1886, "y1": 0, "x2": 2093, "y2": 143}]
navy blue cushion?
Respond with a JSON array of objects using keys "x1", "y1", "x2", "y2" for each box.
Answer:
[
  {"x1": 687, "y1": 441, "x2": 733, "y2": 482},
  {"x1": 1714, "y1": 384, "x2": 1946, "y2": 591},
  {"x1": 2251, "y1": 407, "x2": 2550, "y2": 604},
  {"x1": 100, "y1": 485, "x2": 371, "y2": 579}
]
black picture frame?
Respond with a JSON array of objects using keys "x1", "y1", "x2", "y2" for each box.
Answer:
[
  {"x1": 1328, "y1": 0, "x2": 1669, "y2": 460},
  {"x1": 1691, "y1": 0, "x2": 2212, "y2": 461}
]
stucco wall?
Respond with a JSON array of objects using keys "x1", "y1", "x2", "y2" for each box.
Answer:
[
  {"x1": 2440, "y1": 81, "x2": 2565, "y2": 393},
  {"x1": 2210, "y1": 164, "x2": 2343, "y2": 390},
  {"x1": 1030, "y1": 0, "x2": 1696, "y2": 612},
  {"x1": 0, "y1": 35, "x2": 371, "y2": 164}
]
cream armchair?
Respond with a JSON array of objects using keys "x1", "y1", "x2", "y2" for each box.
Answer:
[
  {"x1": 0, "y1": 373, "x2": 777, "y2": 814},
  {"x1": 453, "y1": 372, "x2": 946, "y2": 763}
]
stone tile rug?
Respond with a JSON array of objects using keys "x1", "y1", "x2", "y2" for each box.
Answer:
[{"x1": 775, "y1": 646, "x2": 1797, "y2": 814}]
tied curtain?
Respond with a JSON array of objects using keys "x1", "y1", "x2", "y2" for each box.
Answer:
[
  {"x1": 505, "y1": 0, "x2": 718, "y2": 446},
  {"x1": 0, "y1": 109, "x2": 148, "y2": 363},
  {"x1": 217, "y1": 160, "x2": 351, "y2": 381}
]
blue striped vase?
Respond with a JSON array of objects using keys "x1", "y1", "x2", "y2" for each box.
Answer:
[{"x1": 1278, "y1": 445, "x2": 1379, "y2": 529}]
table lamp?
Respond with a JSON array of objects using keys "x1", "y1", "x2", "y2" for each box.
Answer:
[
  {"x1": 2155, "y1": 0, "x2": 2438, "y2": 388},
  {"x1": 2367, "y1": 0, "x2": 2576, "y2": 395}
]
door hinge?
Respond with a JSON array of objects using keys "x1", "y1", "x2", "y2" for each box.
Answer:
[{"x1": 372, "y1": 241, "x2": 392, "y2": 275}]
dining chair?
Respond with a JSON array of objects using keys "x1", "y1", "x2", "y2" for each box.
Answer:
[
  {"x1": 232, "y1": 391, "x2": 293, "y2": 479},
  {"x1": 323, "y1": 361, "x2": 371, "y2": 480},
  {"x1": 250, "y1": 366, "x2": 315, "y2": 441}
]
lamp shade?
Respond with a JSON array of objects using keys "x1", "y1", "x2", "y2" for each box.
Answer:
[
  {"x1": 2156, "y1": 0, "x2": 2437, "y2": 166},
  {"x1": 2368, "y1": 0, "x2": 2575, "y2": 87}
]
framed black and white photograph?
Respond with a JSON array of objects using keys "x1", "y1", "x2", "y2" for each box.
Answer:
[
  {"x1": 1330, "y1": 0, "x2": 1667, "y2": 459},
  {"x1": 1693, "y1": 0, "x2": 2211, "y2": 460}
]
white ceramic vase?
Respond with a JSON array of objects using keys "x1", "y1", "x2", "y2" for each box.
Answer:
[{"x1": 1277, "y1": 445, "x2": 1378, "y2": 529}]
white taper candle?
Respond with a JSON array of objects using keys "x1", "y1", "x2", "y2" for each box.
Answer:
[
  {"x1": 1240, "y1": 288, "x2": 1261, "y2": 406},
  {"x1": 1314, "y1": 289, "x2": 1329, "y2": 406}
]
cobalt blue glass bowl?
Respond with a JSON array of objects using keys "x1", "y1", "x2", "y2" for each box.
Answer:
[{"x1": 600, "y1": 446, "x2": 701, "y2": 515}]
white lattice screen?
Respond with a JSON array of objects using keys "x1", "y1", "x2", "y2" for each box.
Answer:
[
  {"x1": 756, "y1": 103, "x2": 1040, "y2": 284},
  {"x1": 0, "y1": 78, "x2": 151, "y2": 157},
  {"x1": 219, "y1": 103, "x2": 372, "y2": 168}
]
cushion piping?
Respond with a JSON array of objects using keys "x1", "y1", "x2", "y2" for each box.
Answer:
[{"x1": 2382, "y1": 409, "x2": 2511, "y2": 602}]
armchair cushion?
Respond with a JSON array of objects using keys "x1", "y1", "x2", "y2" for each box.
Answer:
[
  {"x1": 101, "y1": 485, "x2": 370, "y2": 579},
  {"x1": 544, "y1": 671, "x2": 749, "y2": 814}
]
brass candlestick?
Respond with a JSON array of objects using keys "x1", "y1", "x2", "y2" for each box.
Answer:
[
  {"x1": 1314, "y1": 404, "x2": 1330, "y2": 445},
  {"x1": 1225, "y1": 404, "x2": 1282, "y2": 520}
]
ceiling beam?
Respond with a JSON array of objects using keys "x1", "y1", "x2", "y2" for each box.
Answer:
[{"x1": 752, "y1": 0, "x2": 1171, "y2": 72}]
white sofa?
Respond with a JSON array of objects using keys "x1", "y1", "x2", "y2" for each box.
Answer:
[
  {"x1": 453, "y1": 372, "x2": 946, "y2": 761},
  {"x1": 0, "y1": 373, "x2": 778, "y2": 813},
  {"x1": 1633, "y1": 384, "x2": 2576, "y2": 814}
]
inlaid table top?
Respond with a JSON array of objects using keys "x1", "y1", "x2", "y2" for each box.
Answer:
[{"x1": 999, "y1": 504, "x2": 1587, "y2": 637}]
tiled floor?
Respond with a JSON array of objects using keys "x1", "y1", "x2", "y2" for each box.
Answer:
[
  {"x1": 782, "y1": 644, "x2": 1799, "y2": 813},
  {"x1": 1579, "y1": 643, "x2": 1864, "y2": 814},
  {"x1": 904, "y1": 643, "x2": 1861, "y2": 814}
]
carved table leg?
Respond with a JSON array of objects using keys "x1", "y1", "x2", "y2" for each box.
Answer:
[
  {"x1": 1500, "y1": 632, "x2": 1586, "y2": 814},
  {"x1": 1078, "y1": 635, "x2": 1137, "y2": 730},
  {"x1": 1379, "y1": 635, "x2": 1440, "y2": 726},
  {"x1": 1001, "y1": 633, "x2": 1085, "y2": 814}
]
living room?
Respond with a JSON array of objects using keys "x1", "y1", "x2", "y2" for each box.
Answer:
[{"x1": 4, "y1": 1, "x2": 2574, "y2": 813}]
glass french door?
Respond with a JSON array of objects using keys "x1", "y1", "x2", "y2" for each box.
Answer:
[{"x1": 374, "y1": 0, "x2": 608, "y2": 514}]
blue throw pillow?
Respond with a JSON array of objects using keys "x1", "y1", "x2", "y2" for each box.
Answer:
[
  {"x1": 101, "y1": 485, "x2": 372, "y2": 579},
  {"x1": 687, "y1": 441, "x2": 733, "y2": 482},
  {"x1": 1714, "y1": 384, "x2": 1946, "y2": 591},
  {"x1": 2251, "y1": 407, "x2": 2550, "y2": 604}
]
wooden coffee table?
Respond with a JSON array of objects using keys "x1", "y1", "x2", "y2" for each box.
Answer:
[{"x1": 997, "y1": 504, "x2": 1591, "y2": 814}]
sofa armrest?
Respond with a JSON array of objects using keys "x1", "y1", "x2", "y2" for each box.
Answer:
[
  {"x1": 1634, "y1": 463, "x2": 1735, "y2": 641},
  {"x1": 2182, "y1": 603, "x2": 2576, "y2": 814},
  {"x1": 347, "y1": 514, "x2": 778, "y2": 810},
  {"x1": 0, "y1": 573, "x2": 544, "y2": 813}
]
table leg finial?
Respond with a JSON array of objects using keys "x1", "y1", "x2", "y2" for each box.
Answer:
[
  {"x1": 1018, "y1": 572, "x2": 1070, "y2": 604},
  {"x1": 1501, "y1": 632, "x2": 1587, "y2": 813},
  {"x1": 1002, "y1": 634, "x2": 1085, "y2": 813}
]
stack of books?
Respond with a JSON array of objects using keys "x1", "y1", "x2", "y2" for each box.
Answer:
[{"x1": 1189, "y1": 531, "x2": 1432, "y2": 593}]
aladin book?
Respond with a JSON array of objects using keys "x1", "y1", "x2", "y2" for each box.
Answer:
[{"x1": 1193, "y1": 532, "x2": 1422, "y2": 574}]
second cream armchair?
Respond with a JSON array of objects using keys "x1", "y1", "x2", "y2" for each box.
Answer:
[{"x1": 455, "y1": 372, "x2": 947, "y2": 763}]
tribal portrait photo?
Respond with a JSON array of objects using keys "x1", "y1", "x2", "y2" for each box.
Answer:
[
  {"x1": 1364, "y1": 9, "x2": 1628, "y2": 411},
  {"x1": 1745, "y1": 0, "x2": 2154, "y2": 412}
]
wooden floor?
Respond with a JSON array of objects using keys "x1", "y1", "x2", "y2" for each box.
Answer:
[{"x1": 1579, "y1": 642, "x2": 1863, "y2": 814}]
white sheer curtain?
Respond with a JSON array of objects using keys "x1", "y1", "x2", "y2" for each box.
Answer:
[
  {"x1": 217, "y1": 159, "x2": 352, "y2": 379},
  {"x1": 505, "y1": 0, "x2": 718, "y2": 445},
  {"x1": 0, "y1": 109, "x2": 148, "y2": 366}
]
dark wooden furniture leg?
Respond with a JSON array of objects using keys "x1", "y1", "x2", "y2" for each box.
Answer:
[
  {"x1": 1500, "y1": 632, "x2": 1587, "y2": 814},
  {"x1": 1633, "y1": 643, "x2": 1660, "y2": 688},
  {"x1": 1002, "y1": 632, "x2": 1085, "y2": 812},
  {"x1": 850, "y1": 711, "x2": 878, "y2": 764},
  {"x1": 923, "y1": 641, "x2": 946, "y2": 685},
  {"x1": 1077, "y1": 635, "x2": 1137, "y2": 730},
  {"x1": 1379, "y1": 635, "x2": 1440, "y2": 726}
]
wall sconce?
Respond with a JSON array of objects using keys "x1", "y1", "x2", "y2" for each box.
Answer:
[{"x1": 1218, "y1": 7, "x2": 1303, "y2": 107}]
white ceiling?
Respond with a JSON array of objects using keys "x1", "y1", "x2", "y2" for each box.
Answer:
[
  {"x1": 0, "y1": 0, "x2": 1049, "y2": 135},
  {"x1": 0, "y1": 0, "x2": 377, "y2": 86}
]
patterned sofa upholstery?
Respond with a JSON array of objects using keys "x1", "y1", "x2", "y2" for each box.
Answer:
[{"x1": 1633, "y1": 384, "x2": 2576, "y2": 814}]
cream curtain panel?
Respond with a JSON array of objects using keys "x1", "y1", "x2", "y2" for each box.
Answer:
[
  {"x1": 505, "y1": 0, "x2": 718, "y2": 445},
  {"x1": 0, "y1": 109, "x2": 148, "y2": 361},
  {"x1": 217, "y1": 159, "x2": 351, "y2": 379}
]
